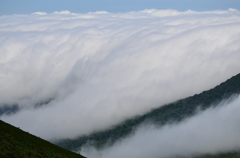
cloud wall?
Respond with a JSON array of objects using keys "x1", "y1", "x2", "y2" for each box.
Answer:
[{"x1": 0, "y1": 9, "x2": 240, "y2": 140}]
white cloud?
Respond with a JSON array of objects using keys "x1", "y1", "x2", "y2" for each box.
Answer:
[
  {"x1": 32, "y1": 12, "x2": 47, "y2": 15},
  {"x1": 53, "y1": 10, "x2": 74, "y2": 15},
  {"x1": 88, "y1": 11, "x2": 110, "y2": 15},
  {"x1": 0, "y1": 9, "x2": 240, "y2": 140},
  {"x1": 81, "y1": 95, "x2": 240, "y2": 158},
  {"x1": 228, "y1": 8, "x2": 238, "y2": 12}
]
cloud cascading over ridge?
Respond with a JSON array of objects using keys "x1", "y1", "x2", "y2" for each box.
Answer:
[
  {"x1": 0, "y1": 9, "x2": 240, "y2": 140},
  {"x1": 81, "y1": 95, "x2": 240, "y2": 158}
]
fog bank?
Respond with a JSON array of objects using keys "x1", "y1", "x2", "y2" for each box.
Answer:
[{"x1": 0, "y1": 9, "x2": 240, "y2": 140}]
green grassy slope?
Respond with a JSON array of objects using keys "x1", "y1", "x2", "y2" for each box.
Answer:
[
  {"x1": 55, "y1": 73, "x2": 240, "y2": 151},
  {"x1": 0, "y1": 120, "x2": 86, "y2": 158}
]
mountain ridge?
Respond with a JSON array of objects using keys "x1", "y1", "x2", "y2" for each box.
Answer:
[{"x1": 55, "y1": 73, "x2": 240, "y2": 151}]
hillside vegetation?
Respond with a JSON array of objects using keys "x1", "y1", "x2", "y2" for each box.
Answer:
[
  {"x1": 197, "y1": 152, "x2": 240, "y2": 158},
  {"x1": 55, "y1": 73, "x2": 240, "y2": 151},
  {"x1": 0, "y1": 120, "x2": 86, "y2": 158}
]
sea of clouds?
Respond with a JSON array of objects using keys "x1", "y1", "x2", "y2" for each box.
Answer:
[{"x1": 0, "y1": 9, "x2": 240, "y2": 140}]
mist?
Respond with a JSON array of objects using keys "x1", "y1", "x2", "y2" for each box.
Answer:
[
  {"x1": 81, "y1": 95, "x2": 240, "y2": 158},
  {"x1": 0, "y1": 9, "x2": 240, "y2": 140}
]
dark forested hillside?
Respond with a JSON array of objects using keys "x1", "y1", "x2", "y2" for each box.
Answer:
[
  {"x1": 197, "y1": 152, "x2": 240, "y2": 158},
  {"x1": 55, "y1": 73, "x2": 240, "y2": 151},
  {"x1": 0, "y1": 120, "x2": 86, "y2": 158}
]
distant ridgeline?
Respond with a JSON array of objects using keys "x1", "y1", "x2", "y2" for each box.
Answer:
[
  {"x1": 0, "y1": 120, "x2": 86, "y2": 158},
  {"x1": 0, "y1": 98, "x2": 53, "y2": 116},
  {"x1": 56, "y1": 73, "x2": 240, "y2": 151},
  {"x1": 0, "y1": 104, "x2": 19, "y2": 116}
]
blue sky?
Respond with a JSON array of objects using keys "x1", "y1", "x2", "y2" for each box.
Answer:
[{"x1": 0, "y1": 0, "x2": 240, "y2": 15}]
